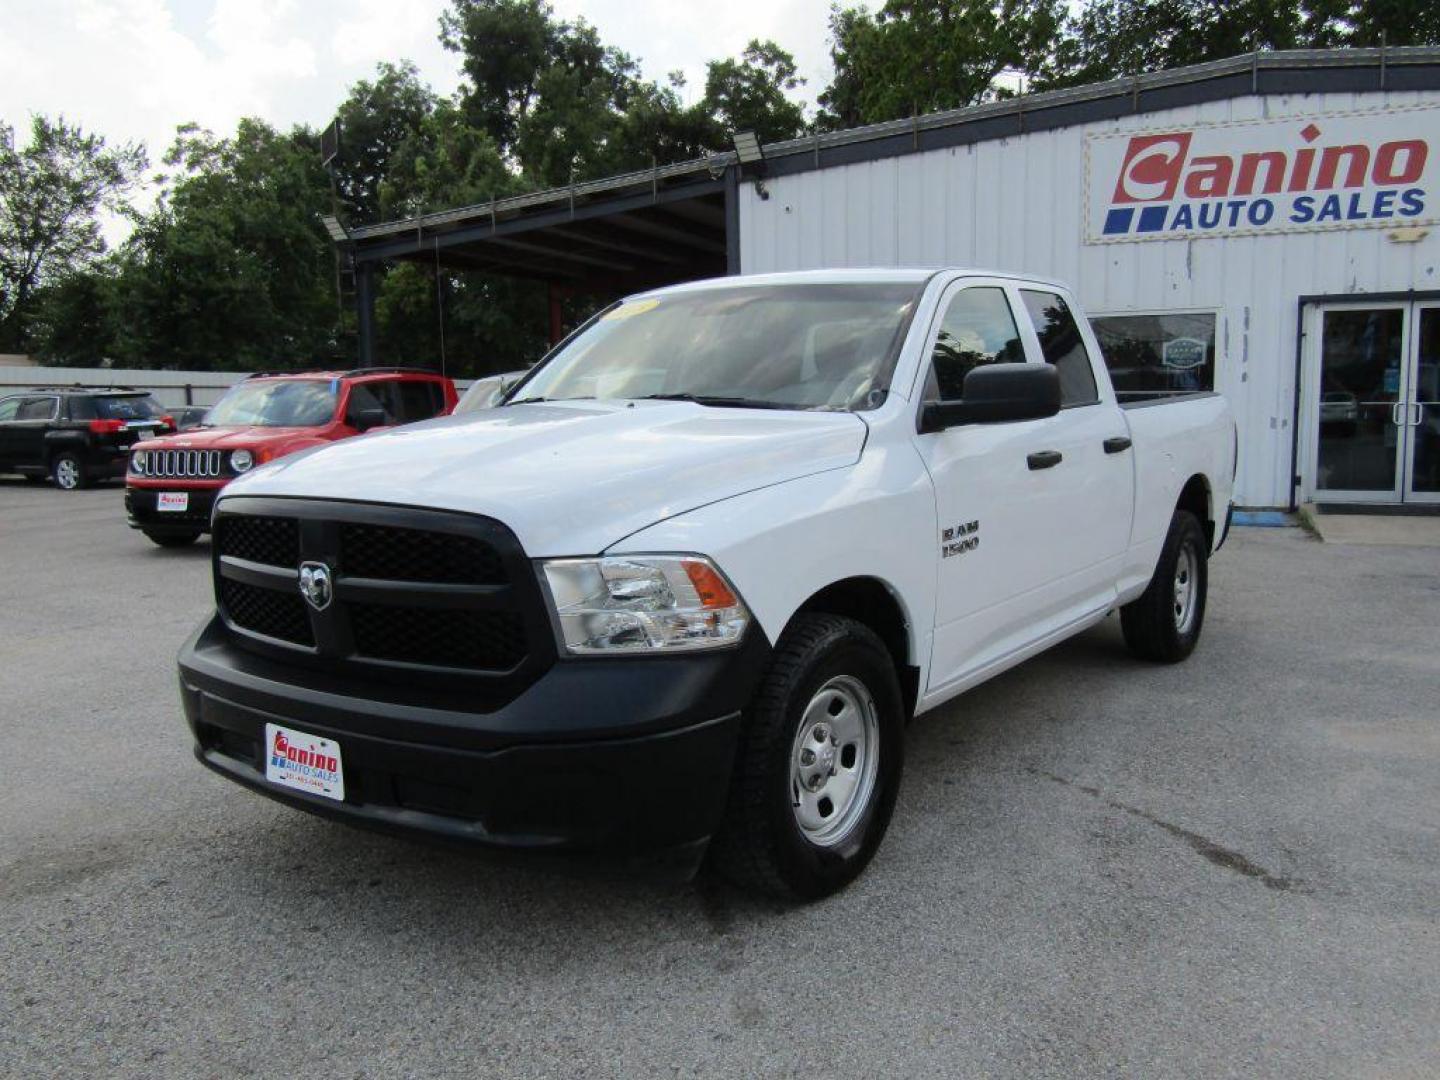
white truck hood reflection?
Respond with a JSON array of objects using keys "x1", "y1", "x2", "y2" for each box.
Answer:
[{"x1": 226, "y1": 400, "x2": 868, "y2": 556}]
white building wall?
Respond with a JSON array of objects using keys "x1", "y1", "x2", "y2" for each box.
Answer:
[{"x1": 739, "y1": 89, "x2": 1440, "y2": 507}]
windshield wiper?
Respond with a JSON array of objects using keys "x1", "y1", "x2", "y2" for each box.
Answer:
[
  {"x1": 505, "y1": 395, "x2": 594, "y2": 406},
  {"x1": 633, "y1": 393, "x2": 796, "y2": 410}
]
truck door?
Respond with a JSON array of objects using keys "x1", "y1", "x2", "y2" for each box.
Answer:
[
  {"x1": 913, "y1": 280, "x2": 1061, "y2": 693},
  {"x1": 1012, "y1": 287, "x2": 1133, "y2": 613},
  {"x1": 913, "y1": 281, "x2": 1131, "y2": 696}
]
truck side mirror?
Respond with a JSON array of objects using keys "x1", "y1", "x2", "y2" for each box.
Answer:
[
  {"x1": 919, "y1": 364, "x2": 1061, "y2": 433},
  {"x1": 350, "y1": 407, "x2": 388, "y2": 432}
]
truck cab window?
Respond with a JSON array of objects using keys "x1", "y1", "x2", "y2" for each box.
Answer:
[
  {"x1": 1020, "y1": 290, "x2": 1099, "y2": 407},
  {"x1": 926, "y1": 287, "x2": 1026, "y2": 401},
  {"x1": 0, "y1": 398, "x2": 20, "y2": 422}
]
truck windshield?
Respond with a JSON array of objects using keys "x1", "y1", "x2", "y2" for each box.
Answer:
[
  {"x1": 510, "y1": 283, "x2": 922, "y2": 411},
  {"x1": 206, "y1": 380, "x2": 337, "y2": 427}
]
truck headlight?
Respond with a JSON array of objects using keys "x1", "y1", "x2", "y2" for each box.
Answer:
[
  {"x1": 541, "y1": 555, "x2": 750, "y2": 654},
  {"x1": 230, "y1": 449, "x2": 254, "y2": 473},
  {"x1": 130, "y1": 450, "x2": 147, "y2": 474}
]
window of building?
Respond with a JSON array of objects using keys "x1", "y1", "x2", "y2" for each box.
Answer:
[
  {"x1": 926, "y1": 287, "x2": 1026, "y2": 401},
  {"x1": 1020, "y1": 290, "x2": 1099, "y2": 407},
  {"x1": 1090, "y1": 312, "x2": 1217, "y2": 398}
]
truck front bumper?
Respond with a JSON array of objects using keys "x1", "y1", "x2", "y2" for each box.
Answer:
[{"x1": 177, "y1": 615, "x2": 768, "y2": 873}]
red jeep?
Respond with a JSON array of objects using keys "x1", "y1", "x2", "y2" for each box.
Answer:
[{"x1": 126, "y1": 368, "x2": 457, "y2": 547}]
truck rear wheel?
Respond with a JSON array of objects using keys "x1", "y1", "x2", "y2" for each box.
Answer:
[
  {"x1": 1121, "y1": 509, "x2": 1208, "y2": 663},
  {"x1": 711, "y1": 613, "x2": 904, "y2": 900}
]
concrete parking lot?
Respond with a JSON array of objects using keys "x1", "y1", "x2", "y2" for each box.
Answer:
[{"x1": 2, "y1": 479, "x2": 1437, "y2": 1078}]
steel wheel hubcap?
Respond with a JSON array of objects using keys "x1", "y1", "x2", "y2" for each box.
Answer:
[
  {"x1": 1173, "y1": 543, "x2": 1197, "y2": 634},
  {"x1": 790, "y1": 675, "x2": 880, "y2": 847},
  {"x1": 56, "y1": 460, "x2": 78, "y2": 488}
]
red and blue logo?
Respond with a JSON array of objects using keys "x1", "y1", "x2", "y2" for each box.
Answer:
[{"x1": 1100, "y1": 123, "x2": 1430, "y2": 237}]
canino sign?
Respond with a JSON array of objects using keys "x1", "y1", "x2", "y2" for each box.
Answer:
[{"x1": 1084, "y1": 107, "x2": 1439, "y2": 243}]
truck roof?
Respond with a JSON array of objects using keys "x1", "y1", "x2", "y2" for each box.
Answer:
[{"x1": 638, "y1": 267, "x2": 1070, "y2": 298}]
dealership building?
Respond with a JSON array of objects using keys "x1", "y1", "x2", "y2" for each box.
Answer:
[{"x1": 344, "y1": 48, "x2": 1440, "y2": 510}]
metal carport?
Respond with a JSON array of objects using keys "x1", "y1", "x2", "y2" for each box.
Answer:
[{"x1": 341, "y1": 161, "x2": 740, "y2": 365}]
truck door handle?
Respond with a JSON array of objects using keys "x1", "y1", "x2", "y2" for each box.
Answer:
[
  {"x1": 1027, "y1": 450, "x2": 1063, "y2": 470},
  {"x1": 1103, "y1": 436, "x2": 1132, "y2": 454}
]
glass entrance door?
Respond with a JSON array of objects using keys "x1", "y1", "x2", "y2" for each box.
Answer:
[
  {"x1": 1311, "y1": 305, "x2": 1407, "y2": 503},
  {"x1": 1403, "y1": 304, "x2": 1440, "y2": 503}
]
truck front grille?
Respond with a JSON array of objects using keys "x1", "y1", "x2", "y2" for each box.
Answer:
[
  {"x1": 136, "y1": 448, "x2": 223, "y2": 478},
  {"x1": 220, "y1": 577, "x2": 314, "y2": 647},
  {"x1": 350, "y1": 603, "x2": 527, "y2": 669},
  {"x1": 216, "y1": 515, "x2": 299, "y2": 568},
  {"x1": 340, "y1": 523, "x2": 506, "y2": 585},
  {"x1": 211, "y1": 498, "x2": 554, "y2": 691}
]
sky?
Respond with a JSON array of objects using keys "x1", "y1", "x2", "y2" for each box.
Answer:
[{"x1": 0, "y1": 0, "x2": 837, "y2": 185}]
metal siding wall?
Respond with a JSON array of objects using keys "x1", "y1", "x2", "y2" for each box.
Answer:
[{"x1": 740, "y1": 89, "x2": 1440, "y2": 507}]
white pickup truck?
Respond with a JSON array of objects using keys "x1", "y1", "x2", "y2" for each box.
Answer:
[{"x1": 178, "y1": 269, "x2": 1236, "y2": 900}]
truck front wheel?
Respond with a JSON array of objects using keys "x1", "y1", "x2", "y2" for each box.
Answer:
[
  {"x1": 711, "y1": 613, "x2": 904, "y2": 900},
  {"x1": 1121, "y1": 509, "x2": 1208, "y2": 663}
]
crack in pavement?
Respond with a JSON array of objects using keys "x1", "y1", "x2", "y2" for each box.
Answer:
[{"x1": 1027, "y1": 767, "x2": 1301, "y2": 892}]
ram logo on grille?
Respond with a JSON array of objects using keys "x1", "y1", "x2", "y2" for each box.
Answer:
[
  {"x1": 138, "y1": 448, "x2": 223, "y2": 478},
  {"x1": 298, "y1": 561, "x2": 333, "y2": 612}
]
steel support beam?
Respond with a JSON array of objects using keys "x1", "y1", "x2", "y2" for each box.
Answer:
[{"x1": 355, "y1": 263, "x2": 377, "y2": 367}]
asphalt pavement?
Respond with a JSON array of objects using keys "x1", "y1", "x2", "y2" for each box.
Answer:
[{"x1": 2, "y1": 478, "x2": 1437, "y2": 1078}]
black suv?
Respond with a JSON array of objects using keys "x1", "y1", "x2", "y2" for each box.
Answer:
[{"x1": 0, "y1": 386, "x2": 174, "y2": 490}]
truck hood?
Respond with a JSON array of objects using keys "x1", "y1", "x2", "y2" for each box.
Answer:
[
  {"x1": 225, "y1": 400, "x2": 867, "y2": 555},
  {"x1": 141, "y1": 426, "x2": 320, "y2": 451}
]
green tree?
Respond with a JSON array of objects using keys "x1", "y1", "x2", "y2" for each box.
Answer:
[
  {"x1": 1310, "y1": 0, "x2": 1440, "y2": 46},
  {"x1": 108, "y1": 120, "x2": 336, "y2": 370},
  {"x1": 701, "y1": 41, "x2": 808, "y2": 145},
  {"x1": 0, "y1": 115, "x2": 145, "y2": 351},
  {"x1": 1038, "y1": 0, "x2": 1440, "y2": 89},
  {"x1": 817, "y1": 0, "x2": 1065, "y2": 129},
  {"x1": 441, "y1": 0, "x2": 807, "y2": 185},
  {"x1": 29, "y1": 265, "x2": 118, "y2": 365},
  {"x1": 379, "y1": 98, "x2": 517, "y2": 220},
  {"x1": 331, "y1": 61, "x2": 440, "y2": 223},
  {"x1": 440, "y1": 0, "x2": 557, "y2": 153}
]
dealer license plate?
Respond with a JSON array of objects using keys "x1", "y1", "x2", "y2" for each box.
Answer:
[
  {"x1": 156, "y1": 492, "x2": 189, "y2": 512},
  {"x1": 264, "y1": 723, "x2": 345, "y2": 802}
]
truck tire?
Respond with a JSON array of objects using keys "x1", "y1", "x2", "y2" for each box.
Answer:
[
  {"x1": 144, "y1": 530, "x2": 202, "y2": 548},
  {"x1": 1121, "y1": 509, "x2": 1208, "y2": 663},
  {"x1": 711, "y1": 613, "x2": 904, "y2": 900},
  {"x1": 51, "y1": 451, "x2": 90, "y2": 491}
]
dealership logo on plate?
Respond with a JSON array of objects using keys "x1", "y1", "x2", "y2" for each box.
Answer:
[{"x1": 1085, "y1": 107, "x2": 1438, "y2": 243}]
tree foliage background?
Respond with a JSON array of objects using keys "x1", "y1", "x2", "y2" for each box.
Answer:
[{"x1": 1, "y1": 0, "x2": 1434, "y2": 376}]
